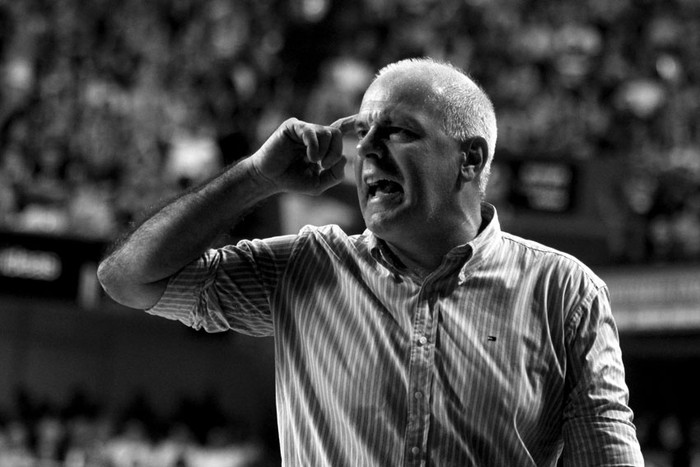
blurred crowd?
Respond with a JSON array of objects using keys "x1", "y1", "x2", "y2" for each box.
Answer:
[
  {"x1": 637, "y1": 412, "x2": 700, "y2": 467},
  {"x1": 0, "y1": 387, "x2": 276, "y2": 467},
  {"x1": 1, "y1": 386, "x2": 699, "y2": 467},
  {"x1": 0, "y1": 0, "x2": 699, "y2": 262}
]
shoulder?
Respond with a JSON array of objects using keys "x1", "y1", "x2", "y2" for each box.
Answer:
[
  {"x1": 499, "y1": 231, "x2": 606, "y2": 292},
  {"x1": 495, "y1": 232, "x2": 611, "y2": 335},
  {"x1": 293, "y1": 224, "x2": 372, "y2": 258}
]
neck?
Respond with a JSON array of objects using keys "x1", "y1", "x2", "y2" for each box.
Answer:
[{"x1": 382, "y1": 211, "x2": 483, "y2": 275}]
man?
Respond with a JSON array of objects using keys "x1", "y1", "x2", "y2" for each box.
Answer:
[{"x1": 98, "y1": 58, "x2": 643, "y2": 466}]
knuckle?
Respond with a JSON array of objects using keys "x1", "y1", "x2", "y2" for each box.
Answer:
[{"x1": 280, "y1": 117, "x2": 298, "y2": 130}]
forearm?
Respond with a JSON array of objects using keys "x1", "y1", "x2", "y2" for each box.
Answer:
[
  {"x1": 98, "y1": 158, "x2": 275, "y2": 309},
  {"x1": 98, "y1": 116, "x2": 350, "y2": 309}
]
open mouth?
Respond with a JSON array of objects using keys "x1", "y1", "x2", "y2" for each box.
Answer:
[{"x1": 367, "y1": 179, "x2": 404, "y2": 199}]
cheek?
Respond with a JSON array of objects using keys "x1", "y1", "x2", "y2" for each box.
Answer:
[
  {"x1": 413, "y1": 158, "x2": 455, "y2": 187},
  {"x1": 415, "y1": 166, "x2": 460, "y2": 207},
  {"x1": 353, "y1": 158, "x2": 364, "y2": 188}
]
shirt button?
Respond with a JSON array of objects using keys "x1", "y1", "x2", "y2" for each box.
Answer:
[
  {"x1": 418, "y1": 336, "x2": 428, "y2": 346},
  {"x1": 411, "y1": 446, "x2": 421, "y2": 455},
  {"x1": 414, "y1": 391, "x2": 423, "y2": 400}
]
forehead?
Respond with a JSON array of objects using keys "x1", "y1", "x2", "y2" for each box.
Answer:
[{"x1": 358, "y1": 73, "x2": 440, "y2": 124}]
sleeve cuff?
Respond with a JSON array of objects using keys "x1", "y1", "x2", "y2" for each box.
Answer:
[{"x1": 145, "y1": 250, "x2": 219, "y2": 327}]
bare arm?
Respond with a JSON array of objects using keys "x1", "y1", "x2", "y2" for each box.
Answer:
[{"x1": 97, "y1": 116, "x2": 356, "y2": 309}]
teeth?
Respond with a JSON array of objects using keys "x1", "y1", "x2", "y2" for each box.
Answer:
[
  {"x1": 367, "y1": 178, "x2": 392, "y2": 186},
  {"x1": 367, "y1": 178, "x2": 402, "y2": 197},
  {"x1": 367, "y1": 179, "x2": 382, "y2": 197}
]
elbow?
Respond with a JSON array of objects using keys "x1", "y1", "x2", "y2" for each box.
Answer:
[
  {"x1": 96, "y1": 258, "x2": 111, "y2": 290},
  {"x1": 96, "y1": 257, "x2": 130, "y2": 307},
  {"x1": 97, "y1": 257, "x2": 163, "y2": 310}
]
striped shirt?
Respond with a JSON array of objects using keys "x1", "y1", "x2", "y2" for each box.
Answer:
[{"x1": 148, "y1": 203, "x2": 643, "y2": 466}]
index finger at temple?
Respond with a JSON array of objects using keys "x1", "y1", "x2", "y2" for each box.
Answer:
[{"x1": 330, "y1": 114, "x2": 357, "y2": 135}]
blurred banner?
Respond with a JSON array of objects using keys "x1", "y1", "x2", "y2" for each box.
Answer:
[
  {"x1": 494, "y1": 159, "x2": 579, "y2": 213},
  {"x1": 0, "y1": 231, "x2": 105, "y2": 308},
  {"x1": 601, "y1": 266, "x2": 700, "y2": 332}
]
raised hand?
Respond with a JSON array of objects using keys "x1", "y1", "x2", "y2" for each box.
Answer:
[{"x1": 249, "y1": 116, "x2": 356, "y2": 196}]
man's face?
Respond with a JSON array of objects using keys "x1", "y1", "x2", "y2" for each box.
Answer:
[{"x1": 353, "y1": 74, "x2": 467, "y2": 245}]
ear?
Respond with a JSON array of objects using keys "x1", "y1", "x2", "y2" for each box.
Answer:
[{"x1": 459, "y1": 137, "x2": 488, "y2": 182}]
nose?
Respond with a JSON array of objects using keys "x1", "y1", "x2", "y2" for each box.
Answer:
[{"x1": 356, "y1": 126, "x2": 384, "y2": 159}]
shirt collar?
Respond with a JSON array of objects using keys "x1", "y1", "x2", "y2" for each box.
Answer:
[
  {"x1": 457, "y1": 202, "x2": 502, "y2": 284},
  {"x1": 367, "y1": 230, "x2": 399, "y2": 272},
  {"x1": 366, "y1": 202, "x2": 503, "y2": 279}
]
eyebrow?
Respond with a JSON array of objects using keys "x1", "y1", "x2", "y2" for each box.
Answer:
[{"x1": 356, "y1": 111, "x2": 421, "y2": 130}]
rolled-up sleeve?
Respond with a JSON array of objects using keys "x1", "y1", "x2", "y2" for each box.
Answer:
[
  {"x1": 561, "y1": 286, "x2": 644, "y2": 466},
  {"x1": 147, "y1": 234, "x2": 298, "y2": 336}
]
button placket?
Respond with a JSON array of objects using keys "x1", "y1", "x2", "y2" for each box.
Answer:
[{"x1": 403, "y1": 285, "x2": 437, "y2": 466}]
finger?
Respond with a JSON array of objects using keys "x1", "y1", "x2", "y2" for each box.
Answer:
[
  {"x1": 315, "y1": 127, "x2": 335, "y2": 167},
  {"x1": 318, "y1": 156, "x2": 347, "y2": 190},
  {"x1": 330, "y1": 114, "x2": 357, "y2": 136},
  {"x1": 319, "y1": 127, "x2": 344, "y2": 169},
  {"x1": 299, "y1": 124, "x2": 320, "y2": 163}
]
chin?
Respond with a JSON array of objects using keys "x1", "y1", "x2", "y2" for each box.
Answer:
[{"x1": 363, "y1": 213, "x2": 404, "y2": 240}]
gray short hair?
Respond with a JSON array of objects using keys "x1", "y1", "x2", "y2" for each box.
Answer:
[{"x1": 375, "y1": 58, "x2": 498, "y2": 197}]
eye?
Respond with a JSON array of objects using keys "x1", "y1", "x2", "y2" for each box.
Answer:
[
  {"x1": 388, "y1": 127, "x2": 417, "y2": 141},
  {"x1": 355, "y1": 124, "x2": 418, "y2": 142}
]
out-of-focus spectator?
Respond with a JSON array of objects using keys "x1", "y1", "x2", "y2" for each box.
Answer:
[
  {"x1": 0, "y1": 420, "x2": 35, "y2": 467},
  {"x1": 102, "y1": 418, "x2": 154, "y2": 467},
  {"x1": 0, "y1": 386, "x2": 272, "y2": 467},
  {"x1": 150, "y1": 422, "x2": 197, "y2": 467}
]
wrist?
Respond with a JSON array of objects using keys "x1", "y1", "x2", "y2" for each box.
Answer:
[{"x1": 241, "y1": 153, "x2": 282, "y2": 196}]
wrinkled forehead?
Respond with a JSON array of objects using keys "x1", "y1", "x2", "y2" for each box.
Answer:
[{"x1": 359, "y1": 73, "x2": 441, "y2": 123}]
